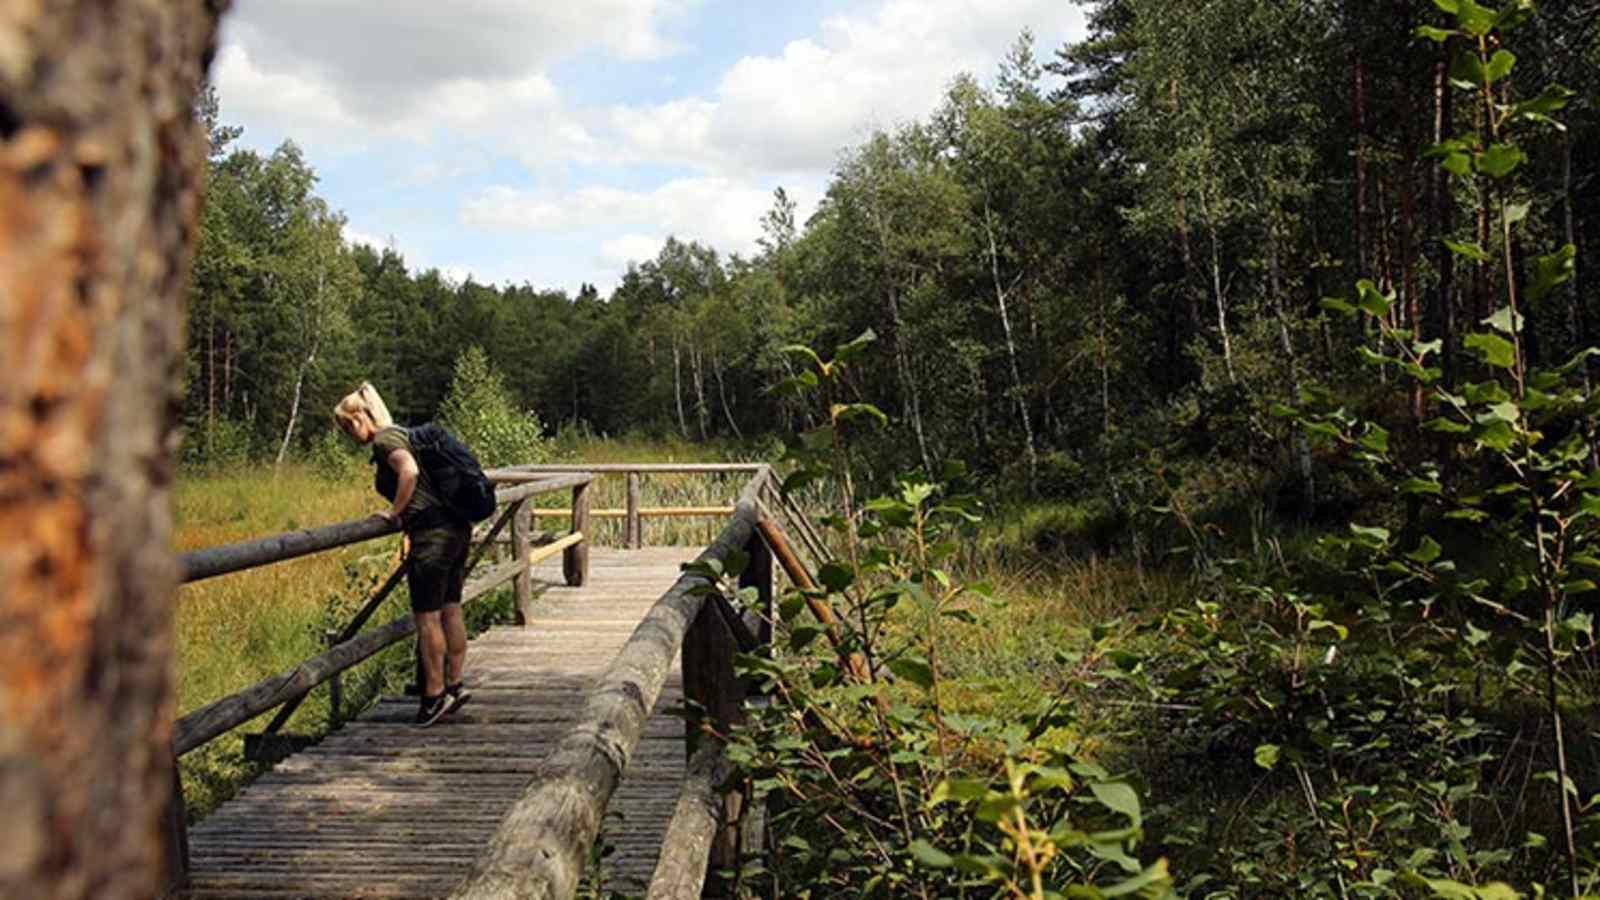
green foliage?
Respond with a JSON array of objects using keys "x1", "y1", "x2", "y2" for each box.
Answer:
[
  {"x1": 720, "y1": 333, "x2": 1172, "y2": 898},
  {"x1": 436, "y1": 345, "x2": 548, "y2": 469}
]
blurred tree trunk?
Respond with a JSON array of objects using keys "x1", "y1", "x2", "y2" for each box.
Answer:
[{"x1": 0, "y1": 2, "x2": 222, "y2": 899}]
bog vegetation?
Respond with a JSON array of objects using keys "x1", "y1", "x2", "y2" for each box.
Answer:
[{"x1": 180, "y1": 0, "x2": 1599, "y2": 896}]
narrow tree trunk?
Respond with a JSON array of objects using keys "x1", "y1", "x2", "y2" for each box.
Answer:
[
  {"x1": 983, "y1": 207, "x2": 1038, "y2": 494},
  {"x1": 1355, "y1": 48, "x2": 1370, "y2": 281},
  {"x1": 206, "y1": 301, "x2": 216, "y2": 455},
  {"x1": 0, "y1": 4, "x2": 221, "y2": 899},
  {"x1": 713, "y1": 353, "x2": 742, "y2": 440},
  {"x1": 275, "y1": 339, "x2": 317, "y2": 468},
  {"x1": 671, "y1": 337, "x2": 688, "y2": 439},
  {"x1": 223, "y1": 329, "x2": 233, "y2": 410},
  {"x1": 1206, "y1": 219, "x2": 1236, "y2": 384},
  {"x1": 690, "y1": 344, "x2": 709, "y2": 440},
  {"x1": 1402, "y1": 149, "x2": 1423, "y2": 426}
]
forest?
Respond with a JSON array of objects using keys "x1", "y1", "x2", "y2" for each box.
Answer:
[{"x1": 178, "y1": 0, "x2": 1600, "y2": 896}]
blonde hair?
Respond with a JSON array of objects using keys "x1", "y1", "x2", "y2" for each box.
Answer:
[{"x1": 333, "y1": 381, "x2": 395, "y2": 430}]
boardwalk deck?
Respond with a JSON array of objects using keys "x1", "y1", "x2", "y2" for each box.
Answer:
[{"x1": 180, "y1": 546, "x2": 695, "y2": 899}]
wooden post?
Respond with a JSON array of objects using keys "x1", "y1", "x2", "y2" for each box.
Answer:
[
  {"x1": 509, "y1": 499, "x2": 533, "y2": 625},
  {"x1": 739, "y1": 529, "x2": 775, "y2": 648},
  {"x1": 626, "y1": 471, "x2": 642, "y2": 549},
  {"x1": 324, "y1": 630, "x2": 343, "y2": 727},
  {"x1": 163, "y1": 751, "x2": 189, "y2": 896},
  {"x1": 681, "y1": 594, "x2": 744, "y2": 889},
  {"x1": 564, "y1": 480, "x2": 591, "y2": 587}
]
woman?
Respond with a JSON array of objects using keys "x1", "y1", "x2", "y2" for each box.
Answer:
[{"x1": 334, "y1": 382, "x2": 471, "y2": 727}]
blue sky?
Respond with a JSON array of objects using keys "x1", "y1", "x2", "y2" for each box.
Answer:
[{"x1": 214, "y1": 1, "x2": 1088, "y2": 295}]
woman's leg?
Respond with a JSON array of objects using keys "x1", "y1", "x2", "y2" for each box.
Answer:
[
  {"x1": 441, "y1": 603, "x2": 467, "y2": 687},
  {"x1": 414, "y1": 610, "x2": 446, "y2": 697}
]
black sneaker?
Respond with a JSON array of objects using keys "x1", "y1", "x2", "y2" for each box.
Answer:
[
  {"x1": 445, "y1": 682, "x2": 472, "y2": 716},
  {"x1": 415, "y1": 693, "x2": 449, "y2": 727}
]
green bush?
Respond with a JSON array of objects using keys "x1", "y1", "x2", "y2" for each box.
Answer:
[{"x1": 437, "y1": 345, "x2": 549, "y2": 469}]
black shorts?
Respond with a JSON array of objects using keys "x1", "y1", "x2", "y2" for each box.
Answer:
[{"x1": 407, "y1": 525, "x2": 470, "y2": 614}]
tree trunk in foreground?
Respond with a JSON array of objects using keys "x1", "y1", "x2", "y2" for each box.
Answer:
[{"x1": 0, "y1": 3, "x2": 222, "y2": 899}]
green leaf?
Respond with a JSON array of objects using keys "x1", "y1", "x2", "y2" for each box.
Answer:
[
  {"x1": 1400, "y1": 477, "x2": 1444, "y2": 496},
  {"x1": 1350, "y1": 524, "x2": 1391, "y2": 548},
  {"x1": 816, "y1": 561, "x2": 855, "y2": 592},
  {"x1": 1415, "y1": 24, "x2": 1456, "y2": 42},
  {"x1": 1425, "y1": 416, "x2": 1472, "y2": 434},
  {"x1": 1484, "y1": 49, "x2": 1515, "y2": 83},
  {"x1": 888, "y1": 656, "x2": 935, "y2": 690},
  {"x1": 832, "y1": 328, "x2": 877, "y2": 365},
  {"x1": 1100, "y1": 860, "x2": 1170, "y2": 898},
  {"x1": 1356, "y1": 279, "x2": 1393, "y2": 317},
  {"x1": 1483, "y1": 306, "x2": 1523, "y2": 335},
  {"x1": 1089, "y1": 780, "x2": 1142, "y2": 827},
  {"x1": 1254, "y1": 743, "x2": 1281, "y2": 770},
  {"x1": 1477, "y1": 143, "x2": 1527, "y2": 178},
  {"x1": 1431, "y1": 0, "x2": 1461, "y2": 13},
  {"x1": 1453, "y1": 0, "x2": 1497, "y2": 35},
  {"x1": 1407, "y1": 536, "x2": 1443, "y2": 564},
  {"x1": 1320, "y1": 296, "x2": 1357, "y2": 316},
  {"x1": 779, "y1": 343, "x2": 825, "y2": 373},
  {"x1": 1503, "y1": 200, "x2": 1530, "y2": 226},
  {"x1": 1527, "y1": 244, "x2": 1576, "y2": 303},
  {"x1": 930, "y1": 778, "x2": 989, "y2": 805},
  {"x1": 1464, "y1": 332, "x2": 1517, "y2": 369},
  {"x1": 1441, "y1": 151, "x2": 1474, "y2": 178},
  {"x1": 1512, "y1": 84, "x2": 1574, "y2": 120},
  {"x1": 909, "y1": 840, "x2": 953, "y2": 868},
  {"x1": 832, "y1": 403, "x2": 888, "y2": 428},
  {"x1": 1450, "y1": 48, "x2": 1486, "y2": 87},
  {"x1": 1443, "y1": 240, "x2": 1492, "y2": 262}
]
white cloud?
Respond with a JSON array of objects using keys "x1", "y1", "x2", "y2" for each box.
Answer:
[
  {"x1": 220, "y1": 2, "x2": 683, "y2": 124},
  {"x1": 600, "y1": 234, "x2": 669, "y2": 268},
  {"x1": 462, "y1": 176, "x2": 782, "y2": 255},
  {"x1": 610, "y1": 0, "x2": 1086, "y2": 175}
]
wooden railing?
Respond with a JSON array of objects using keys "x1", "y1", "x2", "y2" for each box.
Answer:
[
  {"x1": 488, "y1": 463, "x2": 772, "y2": 550},
  {"x1": 166, "y1": 472, "x2": 595, "y2": 889},
  {"x1": 169, "y1": 461, "x2": 833, "y2": 899},
  {"x1": 452, "y1": 465, "x2": 787, "y2": 900}
]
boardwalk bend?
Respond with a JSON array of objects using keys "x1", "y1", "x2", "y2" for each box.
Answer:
[{"x1": 167, "y1": 463, "x2": 833, "y2": 899}]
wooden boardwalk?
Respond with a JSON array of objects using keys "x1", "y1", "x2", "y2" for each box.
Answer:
[{"x1": 181, "y1": 546, "x2": 695, "y2": 899}]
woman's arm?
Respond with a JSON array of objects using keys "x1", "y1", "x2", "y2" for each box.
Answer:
[{"x1": 384, "y1": 448, "x2": 420, "y2": 521}]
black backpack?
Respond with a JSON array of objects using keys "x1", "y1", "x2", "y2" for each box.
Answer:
[{"x1": 373, "y1": 424, "x2": 497, "y2": 524}]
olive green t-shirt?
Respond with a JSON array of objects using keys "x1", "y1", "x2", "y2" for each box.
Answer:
[{"x1": 372, "y1": 426, "x2": 444, "y2": 523}]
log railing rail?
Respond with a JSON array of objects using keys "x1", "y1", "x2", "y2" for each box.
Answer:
[
  {"x1": 172, "y1": 473, "x2": 594, "y2": 757},
  {"x1": 451, "y1": 465, "x2": 780, "y2": 900},
  {"x1": 490, "y1": 463, "x2": 769, "y2": 551}
]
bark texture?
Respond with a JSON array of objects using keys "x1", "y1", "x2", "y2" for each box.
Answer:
[{"x1": 0, "y1": 3, "x2": 222, "y2": 898}]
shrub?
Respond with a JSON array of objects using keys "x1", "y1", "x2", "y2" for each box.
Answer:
[{"x1": 437, "y1": 345, "x2": 548, "y2": 469}]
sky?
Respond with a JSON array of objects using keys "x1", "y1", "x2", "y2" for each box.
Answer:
[{"x1": 212, "y1": 1, "x2": 1089, "y2": 296}]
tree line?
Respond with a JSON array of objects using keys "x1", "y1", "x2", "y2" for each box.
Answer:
[{"x1": 187, "y1": 0, "x2": 1599, "y2": 508}]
